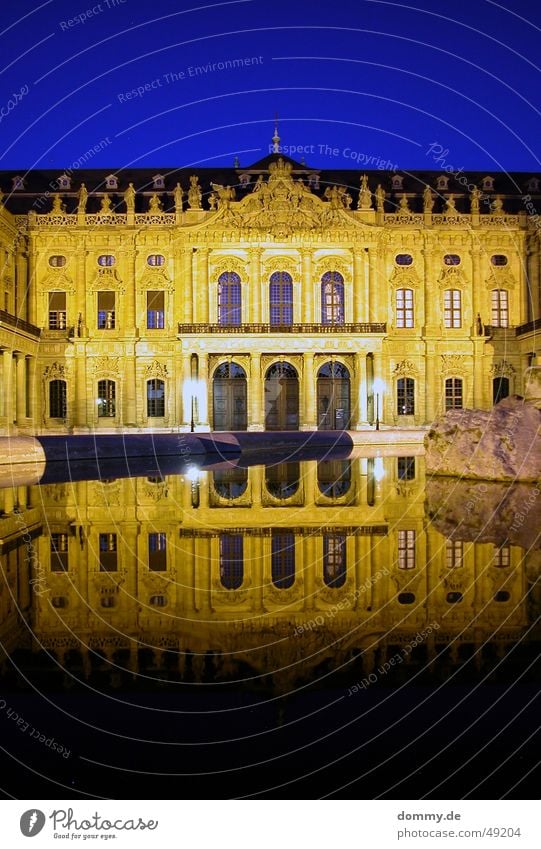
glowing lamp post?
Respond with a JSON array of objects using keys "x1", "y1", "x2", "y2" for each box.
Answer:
[{"x1": 373, "y1": 378, "x2": 385, "y2": 431}]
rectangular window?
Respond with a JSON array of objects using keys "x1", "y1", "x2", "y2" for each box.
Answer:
[
  {"x1": 444, "y1": 289, "x2": 461, "y2": 328},
  {"x1": 48, "y1": 291, "x2": 67, "y2": 330},
  {"x1": 99, "y1": 533, "x2": 117, "y2": 571},
  {"x1": 445, "y1": 377, "x2": 463, "y2": 410},
  {"x1": 398, "y1": 530, "x2": 416, "y2": 569},
  {"x1": 147, "y1": 291, "x2": 165, "y2": 329},
  {"x1": 397, "y1": 377, "x2": 415, "y2": 415},
  {"x1": 148, "y1": 532, "x2": 167, "y2": 570},
  {"x1": 323, "y1": 533, "x2": 347, "y2": 588},
  {"x1": 397, "y1": 456, "x2": 415, "y2": 481},
  {"x1": 491, "y1": 289, "x2": 508, "y2": 327},
  {"x1": 97, "y1": 380, "x2": 116, "y2": 417},
  {"x1": 396, "y1": 288, "x2": 414, "y2": 328},
  {"x1": 98, "y1": 291, "x2": 115, "y2": 329},
  {"x1": 271, "y1": 531, "x2": 295, "y2": 589},
  {"x1": 50, "y1": 533, "x2": 69, "y2": 571},
  {"x1": 493, "y1": 544, "x2": 510, "y2": 567},
  {"x1": 49, "y1": 380, "x2": 67, "y2": 419},
  {"x1": 445, "y1": 539, "x2": 463, "y2": 568},
  {"x1": 220, "y1": 534, "x2": 243, "y2": 589}
]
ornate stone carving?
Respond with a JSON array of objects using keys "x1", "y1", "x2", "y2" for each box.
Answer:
[
  {"x1": 41, "y1": 271, "x2": 76, "y2": 294},
  {"x1": 91, "y1": 356, "x2": 120, "y2": 377},
  {"x1": 441, "y1": 354, "x2": 468, "y2": 376},
  {"x1": 490, "y1": 360, "x2": 516, "y2": 378},
  {"x1": 393, "y1": 360, "x2": 419, "y2": 377},
  {"x1": 188, "y1": 176, "x2": 202, "y2": 209},
  {"x1": 487, "y1": 268, "x2": 516, "y2": 290},
  {"x1": 144, "y1": 360, "x2": 168, "y2": 380},
  {"x1": 139, "y1": 267, "x2": 174, "y2": 292},
  {"x1": 263, "y1": 255, "x2": 299, "y2": 279},
  {"x1": 314, "y1": 256, "x2": 351, "y2": 278},
  {"x1": 42, "y1": 362, "x2": 68, "y2": 381},
  {"x1": 210, "y1": 256, "x2": 247, "y2": 281},
  {"x1": 389, "y1": 267, "x2": 420, "y2": 289},
  {"x1": 89, "y1": 268, "x2": 125, "y2": 292}
]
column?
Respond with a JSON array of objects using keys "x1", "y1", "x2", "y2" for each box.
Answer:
[
  {"x1": 471, "y1": 246, "x2": 482, "y2": 329},
  {"x1": 75, "y1": 347, "x2": 88, "y2": 430},
  {"x1": 301, "y1": 352, "x2": 316, "y2": 430},
  {"x1": 526, "y1": 243, "x2": 540, "y2": 322},
  {"x1": 124, "y1": 353, "x2": 137, "y2": 427},
  {"x1": 367, "y1": 246, "x2": 379, "y2": 323},
  {"x1": 248, "y1": 353, "x2": 263, "y2": 431},
  {"x1": 123, "y1": 249, "x2": 136, "y2": 335},
  {"x1": 422, "y1": 247, "x2": 436, "y2": 332},
  {"x1": 353, "y1": 248, "x2": 366, "y2": 323},
  {"x1": 353, "y1": 352, "x2": 368, "y2": 427},
  {"x1": 180, "y1": 351, "x2": 192, "y2": 429},
  {"x1": 303, "y1": 460, "x2": 318, "y2": 507},
  {"x1": 303, "y1": 535, "x2": 317, "y2": 610},
  {"x1": 27, "y1": 356, "x2": 36, "y2": 423},
  {"x1": 3, "y1": 350, "x2": 13, "y2": 430},
  {"x1": 249, "y1": 465, "x2": 262, "y2": 506},
  {"x1": 250, "y1": 536, "x2": 264, "y2": 613},
  {"x1": 196, "y1": 352, "x2": 209, "y2": 430},
  {"x1": 301, "y1": 250, "x2": 313, "y2": 323},
  {"x1": 193, "y1": 248, "x2": 209, "y2": 324},
  {"x1": 250, "y1": 248, "x2": 261, "y2": 323},
  {"x1": 182, "y1": 248, "x2": 193, "y2": 323},
  {"x1": 15, "y1": 354, "x2": 27, "y2": 426},
  {"x1": 425, "y1": 342, "x2": 439, "y2": 423},
  {"x1": 27, "y1": 249, "x2": 36, "y2": 325}
]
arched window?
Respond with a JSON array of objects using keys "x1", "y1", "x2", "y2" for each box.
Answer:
[
  {"x1": 265, "y1": 462, "x2": 300, "y2": 499},
  {"x1": 323, "y1": 533, "x2": 346, "y2": 588},
  {"x1": 321, "y1": 271, "x2": 345, "y2": 324},
  {"x1": 493, "y1": 376, "x2": 510, "y2": 405},
  {"x1": 212, "y1": 362, "x2": 247, "y2": 431},
  {"x1": 220, "y1": 534, "x2": 243, "y2": 589},
  {"x1": 444, "y1": 289, "x2": 462, "y2": 328},
  {"x1": 147, "y1": 378, "x2": 165, "y2": 417},
  {"x1": 97, "y1": 380, "x2": 116, "y2": 417},
  {"x1": 269, "y1": 271, "x2": 293, "y2": 325},
  {"x1": 49, "y1": 379, "x2": 67, "y2": 418},
  {"x1": 317, "y1": 361, "x2": 350, "y2": 429},
  {"x1": 396, "y1": 288, "x2": 414, "y2": 327},
  {"x1": 217, "y1": 271, "x2": 241, "y2": 326},
  {"x1": 491, "y1": 289, "x2": 509, "y2": 327},
  {"x1": 212, "y1": 467, "x2": 248, "y2": 499},
  {"x1": 317, "y1": 460, "x2": 351, "y2": 497},
  {"x1": 397, "y1": 377, "x2": 415, "y2": 415},
  {"x1": 445, "y1": 378, "x2": 463, "y2": 410},
  {"x1": 271, "y1": 531, "x2": 295, "y2": 588},
  {"x1": 264, "y1": 361, "x2": 299, "y2": 430}
]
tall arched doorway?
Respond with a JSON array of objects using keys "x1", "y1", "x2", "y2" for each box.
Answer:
[
  {"x1": 212, "y1": 362, "x2": 247, "y2": 431},
  {"x1": 265, "y1": 361, "x2": 299, "y2": 430},
  {"x1": 493, "y1": 376, "x2": 510, "y2": 405},
  {"x1": 317, "y1": 361, "x2": 351, "y2": 429}
]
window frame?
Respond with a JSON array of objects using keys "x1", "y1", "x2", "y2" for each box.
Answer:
[
  {"x1": 444, "y1": 288, "x2": 462, "y2": 328},
  {"x1": 395, "y1": 288, "x2": 414, "y2": 328},
  {"x1": 398, "y1": 529, "x2": 416, "y2": 570}
]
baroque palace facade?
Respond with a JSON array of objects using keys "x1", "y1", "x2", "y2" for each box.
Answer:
[{"x1": 0, "y1": 150, "x2": 540, "y2": 434}]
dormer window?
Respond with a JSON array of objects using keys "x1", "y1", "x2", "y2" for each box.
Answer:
[
  {"x1": 392, "y1": 175, "x2": 404, "y2": 190},
  {"x1": 152, "y1": 174, "x2": 165, "y2": 190},
  {"x1": 57, "y1": 174, "x2": 71, "y2": 190},
  {"x1": 239, "y1": 173, "x2": 250, "y2": 187},
  {"x1": 436, "y1": 175, "x2": 449, "y2": 191},
  {"x1": 527, "y1": 177, "x2": 540, "y2": 192},
  {"x1": 482, "y1": 176, "x2": 495, "y2": 191},
  {"x1": 105, "y1": 174, "x2": 118, "y2": 190},
  {"x1": 308, "y1": 173, "x2": 320, "y2": 189},
  {"x1": 12, "y1": 176, "x2": 25, "y2": 191}
]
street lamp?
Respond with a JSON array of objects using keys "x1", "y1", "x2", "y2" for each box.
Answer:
[{"x1": 373, "y1": 378, "x2": 385, "y2": 431}]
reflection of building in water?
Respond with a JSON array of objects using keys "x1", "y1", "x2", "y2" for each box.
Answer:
[
  {"x1": 0, "y1": 458, "x2": 536, "y2": 688},
  {"x1": 0, "y1": 151, "x2": 540, "y2": 435}
]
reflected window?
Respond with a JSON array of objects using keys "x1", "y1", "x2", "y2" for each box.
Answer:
[
  {"x1": 50, "y1": 533, "x2": 68, "y2": 571},
  {"x1": 101, "y1": 597, "x2": 116, "y2": 608},
  {"x1": 212, "y1": 467, "x2": 248, "y2": 499},
  {"x1": 148, "y1": 533, "x2": 166, "y2": 571},
  {"x1": 398, "y1": 592, "x2": 415, "y2": 604},
  {"x1": 97, "y1": 379, "x2": 116, "y2": 417},
  {"x1": 323, "y1": 533, "x2": 347, "y2": 588},
  {"x1": 317, "y1": 460, "x2": 351, "y2": 498},
  {"x1": 396, "y1": 288, "x2": 414, "y2": 328},
  {"x1": 48, "y1": 291, "x2": 67, "y2": 329},
  {"x1": 265, "y1": 462, "x2": 300, "y2": 499},
  {"x1": 321, "y1": 271, "x2": 345, "y2": 325},
  {"x1": 49, "y1": 379, "x2": 67, "y2": 419},
  {"x1": 147, "y1": 290, "x2": 165, "y2": 328},
  {"x1": 494, "y1": 591, "x2": 510, "y2": 602},
  {"x1": 491, "y1": 289, "x2": 509, "y2": 327},
  {"x1": 271, "y1": 531, "x2": 295, "y2": 589},
  {"x1": 218, "y1": 272, "x2": 242, "y2": 326},
  {"x1": 398, "y1": 530, "x2": 415, "y2": 569},
  {"x1": 269, "y1": 271, "x2": 293, "y2": 325},
  {"x1": 445, "y1": 378, "x2": 463, "y2": 410},
  {"x1": 493, "y1": 544, "x2": 510, "y2": 567},
  {"x1": 51, "y1": 596, "x2": 68, "y2": 608},
  {"x1": 446, "y1": 592, "x2": 463, "y2": 603},
  {"x1": 147, "y1": 378, "x2": 165, "y2": 417},
  {"x1": 397, "y1": 456, "x2": 415, "y2": 481},
  {"x1": 446, "y1": 539, "x2": 463, "y2": 568},
  {"x1": 444, "y1": 289, "x2": 461, "y2": 328},
  {"x1": 220, "y1": 534, "x2": 243, "y2": 589},
  {"x1": 397, "y1": 377, "x2": 415, "y2": 415},
  {"x1": 150, "y1": 595, "x2": 167, "y2": 607},
  {"x1": 99, "y1": 533, "x2": 117, "y2": 571}
]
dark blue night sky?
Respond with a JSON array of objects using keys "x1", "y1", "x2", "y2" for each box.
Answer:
[{"x1": 1, "y1": 0, "x2": 540, "y2": 173}]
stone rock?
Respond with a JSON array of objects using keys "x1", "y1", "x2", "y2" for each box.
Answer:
[{"x1": 425, "y1": 396, "x2": 541, "y2": 482}]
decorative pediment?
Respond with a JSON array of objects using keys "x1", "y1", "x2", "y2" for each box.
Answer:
[
  {"x1": 441, "y1": 354, "x2": 468, "y2": 376},
  {"x1": 89, "y1": 268, "x2": 125, "y2": 292},
  {"x1": 389, "y1": 267, "x2": 420, "y2": 289},
  {"x1": 490, "y1": 359, "x2": 516, "y2": 378},
  {"x1": 202, "y1": 158, "x2": 362, "y2": 239},
  {"x1": 314, "y1": 256, "x2": 351, "y2": 279},
  {"x1": 438, "y1": 266, "x2": 467, "y2": 288},
  {"x1": 210, "y1": 256, "x2": 248, "y2": 281},
  {"x1": 144, "y1": 360, "x2": 168, "y2": 380},
  {"x1": 393, "y1": 360, "x2": 419, "y2": 377},
  {"x1": 390, "y1": 569, "x2": 422, "y2": 592},
  {"x1": 91, "y1": 356, "x2": 120, "y2": 377},
  {"x1": 263, "y1": 255, "x2": 299, "y2": 279},
  {"x1": 139, "y1": 267, "x2": 174, "y2": 291},
  {"x1": 487, "y1": 268, "x2": 516, "y2": 290},
  {"x1": 42, "y1": 362, "x2": 69, "y2": 381},
  {"x1": 41, "y1": 271, "x2": 76, "y2": 294}
]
